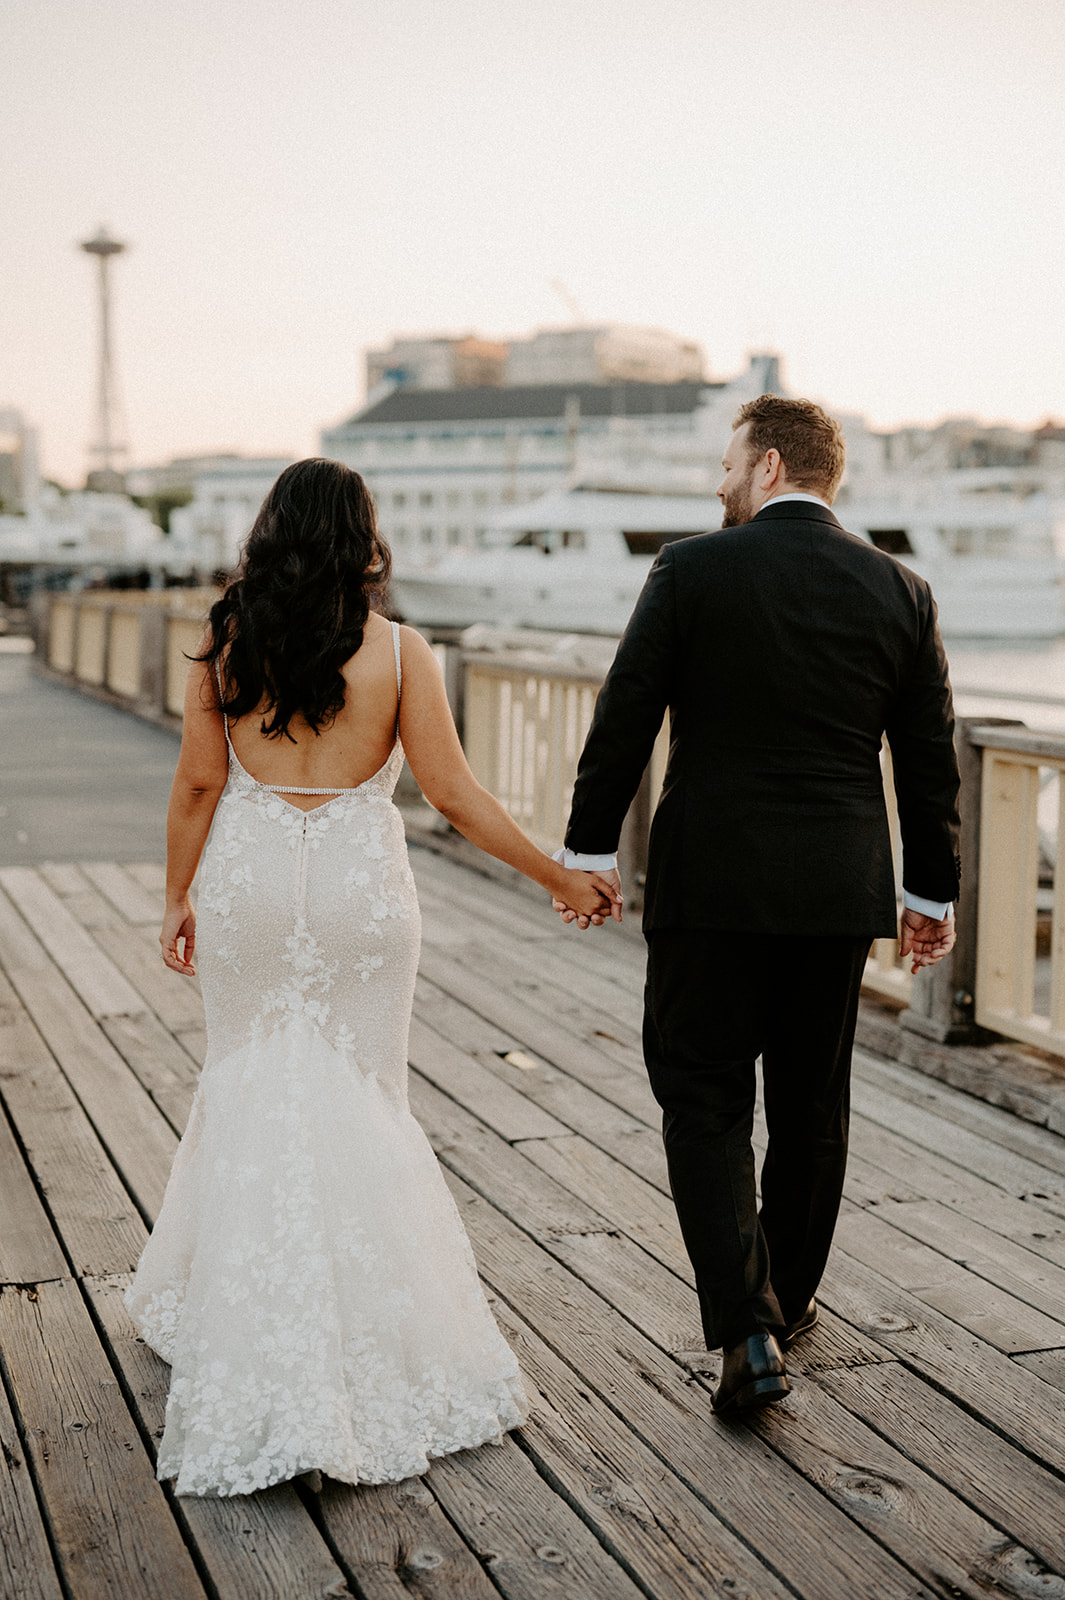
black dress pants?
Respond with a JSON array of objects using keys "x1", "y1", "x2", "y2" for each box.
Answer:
[{"x1": 643, "y1": 929, "x2": 872, "y2": 1351}]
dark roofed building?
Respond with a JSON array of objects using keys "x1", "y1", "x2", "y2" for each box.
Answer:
[{"x1": 321, "y1": 380, "x2": 722, "y2": 564}]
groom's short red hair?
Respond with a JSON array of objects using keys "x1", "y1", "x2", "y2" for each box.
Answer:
[{"x1": 734, "y1": 395, "x2": 846, "y2": 502}]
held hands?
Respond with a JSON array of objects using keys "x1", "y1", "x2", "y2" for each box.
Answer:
[
  {"x1": 898, "y1": 906, "x2": 955, "y2": 975},
  {"x1": 161, "y1": 900, "x2": 197, "y2": 976},
  {"x1": 552, "y1": 867, "x2": 624, "y2": 930}
]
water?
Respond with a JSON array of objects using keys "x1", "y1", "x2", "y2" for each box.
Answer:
[{"x1": 947, "y1": 638, "x2": 1065, "y2": 734}]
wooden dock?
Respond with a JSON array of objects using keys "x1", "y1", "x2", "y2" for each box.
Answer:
[{"x1": 1, "y1": 846, "x2": 1064, "y2": 1600}]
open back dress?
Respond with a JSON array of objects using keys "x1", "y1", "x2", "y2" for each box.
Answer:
[{"x1": 126, "y1": 622, "x2": 528, "y2": 1496}]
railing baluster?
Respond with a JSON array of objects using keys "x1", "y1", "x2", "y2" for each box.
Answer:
[{"x1": 976, "y1": 753, "x2": 1039, "y2": 1029}]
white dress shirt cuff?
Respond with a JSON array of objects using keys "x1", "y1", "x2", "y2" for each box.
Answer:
[
  {"x1": 552, "y1": 847, "x2": 618, "y2": 873},
  {"x1": 903, "y1": 890, "x2": 954, "y2": 922}
]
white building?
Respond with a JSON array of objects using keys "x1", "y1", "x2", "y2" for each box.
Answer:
[
  {"x1": 167, "y1": 457, "x2": 294, "y2": 573},
  {"x1": 365, "y1": 335, "x2": 508, "y2": 394},
  {"x1": 321, "y1": 354, "x2": 774, "y2": 564},
  {"x1": 505, "y1": 324, "x2": 706, "y2": 387},
  {"x1": 0, "y1": 408, "x2": 41, "y2": 513}
]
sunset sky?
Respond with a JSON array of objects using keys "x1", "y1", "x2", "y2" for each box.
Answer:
[{"x1": 3, "y1": 0, "x2": 1064, "y2": 483}]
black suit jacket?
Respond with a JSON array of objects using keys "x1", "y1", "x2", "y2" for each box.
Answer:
[{"x1": 565, "y1": 500, "x2": 961, "y2": 937}]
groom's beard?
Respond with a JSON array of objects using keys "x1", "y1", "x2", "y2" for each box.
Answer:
[{"x1": 719, "y1": 470, "x2": 756, "y2": 528}]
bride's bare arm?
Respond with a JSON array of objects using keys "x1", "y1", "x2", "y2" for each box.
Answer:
[
  {"x1": 161, "y1": 655, "x2": 229, "y2": 975},
  {"x1": 398, "y1": 629, "x2": 617, "y2": 919}
]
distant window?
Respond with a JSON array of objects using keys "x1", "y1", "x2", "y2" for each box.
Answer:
[
  {"x1": 420, "y1": 525, "x2": 434, "y2": 545},
  {"x1": 868, "y1": 528, "x2": 915, "y2": 555},
  {"x1": 561, "y1": 529, "x2": 585, "y2": 549},
  {"x1": 447, "y1": 526, "x2": 463, "y2": 546},
  {"x1": 393, "y1": 492, "x2": 406, "y2": 508},
  {"x1": 473, "y1": 490, "x2": 489, "y2": 507},
  {"x1": 446, "y1": 491, "x2": 461, "y2": 508},
  {"x1": 419, "y1": 491, "x2": 434, "y2": 507},
  {"x1": 622, "y1": 529, "x2": 703, "y2": 556}
]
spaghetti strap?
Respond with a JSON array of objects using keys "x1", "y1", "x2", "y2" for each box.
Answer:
[
  {"x1": 214, "y1": 660, "x2": 234, "y2": 754},
  {"x1": 391, "y1": 620, "x2": 402, "y2": 702}
]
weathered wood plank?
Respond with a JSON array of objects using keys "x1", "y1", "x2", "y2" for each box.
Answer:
[
  {"x1": 409, "y1": 1071, "x2": 701, "y2": 1352},
  {"x1": 416, "y1": 879, "x2": 645, "y2": 1036},
  {"x1": 822, "y1": 1248, "x2": 1065, "y2": 1473},
  {"x1": 428, "y1": 1434, "x2": 649, "y2": 1600},
  {"x1": 0, "y1": 1279, "x2": 207, "y2": 1600},
  {"x1": 174, "y1": 1023, "x2": 208, "y2": 1067},
  {"x1": 81, "y1": 861, "x2": 162, "y2": 926},
  {"x1": 491, "y1": 1295, "x2": 795, "y2": 1600},
  {"x1": 83, "y1": 1276, "x2": 355, "y2": 1600},
  {"x1": 835, "y1": 1205, "x2": 1065, "y2": 1353},
  {"x1": 0, "y1": 898, "x2": 178, "y2": 1223},
  {"x1": 0, "y1": 1100, "x2": 68, "y2": 1284},
  {"x1": 318, "y1": 1475, "x2": 498, "y2": 1600},
  {"x1": 414, "y1": 974, "x2": 669, "y2": 1188},
  {"x1": 856, "y1": 1048, "x2": 1065, "y2": 1177},
  {"x1": 448, "y1": 934, "x2": 645, "y2": 1069},
  {"x1": 446, "y1": 1172, "x2": 940, "y2": 1600},
  {"x1": 0, "y1": 869, "x2": 143, "y2": 1018},
  {"x1": 37, "y1": 860, "x2": 90, "y2": 898},
  {"x1": 819, "y1": 1360, "x2": 1065, "y2": 1575},
  {"x1": 749, "y1": 1368, "x2": 1065, "y2": 1598},
  {"x1": 126, "y1": 861, "x2": 167, "y2": 895},
  {"x1": 417, "y1": 946, "x2": 658, "y2": 1123},
  {"x1": 101, "y1": 1010, "x2": 199, "y2": 1133},
  {"x1": 848, "y1": 1111, "x2": 1065, "y2": 1265},
  {"x1": 870, "y1": 1197, "x2": 1065, "y2": 1325},
  {"x1": 408, "y1": 1016, "x2": 568, "y2": 1144},
  {"x1": 91, "y1": 921, "x2": 205, "y2": 1033},
  {"x1": 1012, "y1": 1347, "x2": 1065, "y2": 1392},
  {"x1": 0, "y1": 1340, "x2": 65, "y2": 1600},
  {"x1": 514, "y1": 1133, "x2": 691, "y2": 1281},
  {"x1": 852, "y1": 1077, "x2": 1065, "y2": 1204},
  {"x1": 0, "y1": 972, "x2": 146, "y2": 1275}
]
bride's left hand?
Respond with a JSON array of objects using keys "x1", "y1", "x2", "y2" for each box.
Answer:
[{"x1": 161, "y1": 901, "x2": 197, "y2": 976}]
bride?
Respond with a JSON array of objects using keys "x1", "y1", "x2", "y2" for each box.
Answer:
[{"x1": 125, "y1": 458, "x2": 617, "y2": 1497}]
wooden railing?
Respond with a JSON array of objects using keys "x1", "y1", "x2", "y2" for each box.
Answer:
[
  {"x1": 39, "y1": 590, "x2": 216, "y2": 723},
  {"x1": 32, "y1": 593, "x2": 1065, "y2": 1059},
  {"x1": 971, "y1": 727, "x2": 1065, "y2": 1055}
]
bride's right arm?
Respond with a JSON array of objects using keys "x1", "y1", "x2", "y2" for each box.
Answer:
[
  {"x1": 161, "y1": 656, "x2": 229, "y2": 974},
  {"x1": 398, "y1": 629, "x2": 619, "y2": 921}
]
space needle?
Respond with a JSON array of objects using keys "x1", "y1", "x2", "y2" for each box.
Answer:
[{"x1": 80, "y1": 225, "x2": 128, "y2": 491}]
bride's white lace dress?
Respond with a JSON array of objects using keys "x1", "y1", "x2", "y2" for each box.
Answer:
[{"x1": 126, "y1": 624, "x2": 528, "y2": 1497}]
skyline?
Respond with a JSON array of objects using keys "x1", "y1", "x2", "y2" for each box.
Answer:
[{"x1": 3, "y1": 0, "x2": 1065, "y2": 483}]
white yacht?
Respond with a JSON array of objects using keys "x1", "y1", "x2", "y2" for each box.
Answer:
[
  {"x1": 390, "y1": 486, "x2": 722, "y2": 634},
  {"x1": 842, "y1": 473, "x2": 1065, "y2": 638},
  {"x1": 392, "y1": 470, "x2": 1065, "y2": 639}
]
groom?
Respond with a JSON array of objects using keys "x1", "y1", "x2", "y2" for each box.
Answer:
[{"x1": 556, "y1": 394, "x2": 960, "y2": 1415}]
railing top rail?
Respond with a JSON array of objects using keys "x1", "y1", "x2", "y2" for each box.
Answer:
[
  {"x1": 460, "y1": 651, "x2": 607, "y2": 686},
  {"x1": 967, "y1": 723, "x2": 1065, "y2": 760}
]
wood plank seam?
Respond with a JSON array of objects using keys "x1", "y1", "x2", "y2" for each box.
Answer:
[
  {"x1": 808, "y1": 1361, "x2": 1065, "y2": 1575},
  {"x1": 0, "y1": 1288, "x2": 91, "y2": 1599},
  {"x1": 0, "y1": 1095, "x2": 74, "y2": 1289}
]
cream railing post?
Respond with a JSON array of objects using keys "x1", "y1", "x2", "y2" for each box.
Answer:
[
  {"x1": 976, "y1": 743, "x2": 1041, "y2": 1031},
  {"x1": 900, "y1": 717, "x2": 1016, "y2": 1045}
]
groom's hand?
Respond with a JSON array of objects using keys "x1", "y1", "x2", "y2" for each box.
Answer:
[
  {"x1": 553, "y1": 868, "x2": 623, "y2": 930},
  {"x1": 898, "y1": 907, "x2": 955, "y2": 974}
]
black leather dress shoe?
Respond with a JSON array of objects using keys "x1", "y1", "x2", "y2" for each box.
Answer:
[
  {"x1": 778, "y1": 1300, "x2": 819, "y2": 1350},
  {"x1": 712, "y1": 1331, "x2": 789, "y2": 1416}
]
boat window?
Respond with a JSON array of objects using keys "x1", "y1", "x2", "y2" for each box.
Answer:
[
  {"x1": 867, "y1": 528, "x2": 915, "y2": 555},
  {"x1": 561, "y1": 529, "x2": 585, "y2": 549},
  {"x1": 622, "y1": 529, "x2": 703, "y2": 556}
]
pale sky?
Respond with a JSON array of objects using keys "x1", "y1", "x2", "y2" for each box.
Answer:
[{"x1": 3, "y1": 0, "x2": 1064, "y2": 484}]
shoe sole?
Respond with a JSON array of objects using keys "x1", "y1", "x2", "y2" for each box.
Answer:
[
  {"x1": 780, "y1": 1310, "x2": 819, "y2": 1351},
  {"x1": 713, "y1": 1375, "x2": 790, "y2": 1416}
]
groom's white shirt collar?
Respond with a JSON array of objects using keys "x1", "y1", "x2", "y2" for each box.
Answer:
[
  {"x1": 557, "y1": 488, "x2": 954, "y2": 920},
  {"x1": 758, "y1": 492, "x2": 832, "y2": 511}
]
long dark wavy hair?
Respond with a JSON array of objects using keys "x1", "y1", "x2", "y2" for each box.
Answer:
[{"x1": 197, "y1": 458, "x2": 392, "y2": 742}]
